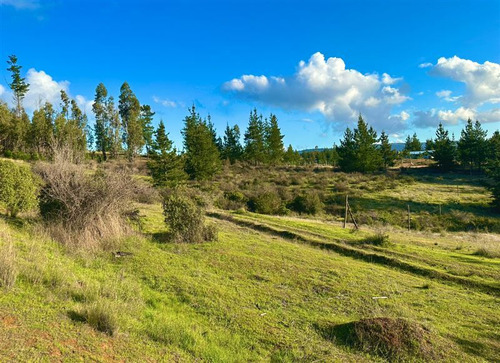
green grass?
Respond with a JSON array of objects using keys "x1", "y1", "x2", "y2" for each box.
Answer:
[{"x1": 0, "y1": 201, "x2": 499, "y2": 361}]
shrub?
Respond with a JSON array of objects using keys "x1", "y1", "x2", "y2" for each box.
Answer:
[
  {"x1": 0, "y1": 240, "x2": 17, "y2": 289},
  {"x1": 0, "y1": 160, "x2": 39, "y2": 217},
  {"x1": 35, "y1": 150, "x2": 133, "y2": 250},
  {"x1": 362, "y1": 231, "x2": 390, "y2": 246},
  {"x1": 247, "y1": 190, "x2": 285, "y2": 215},
  {"x1": 81, "y1": 301, "x2": 117, "y2": 336},
  {"x1": 288, "y1": 191, "x2": 324, "y2": 215},
  {"x1": 162, "y1": 190, "x2": 218, "y2": 243}
]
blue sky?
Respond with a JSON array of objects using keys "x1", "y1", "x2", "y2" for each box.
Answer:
[{"x1": 0, "y1": 0, "x2": 499, "y2": 149}]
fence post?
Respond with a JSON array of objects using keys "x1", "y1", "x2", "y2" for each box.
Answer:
[{"x1": 343, "y1": 195, "x2": 348, "y2": 228}]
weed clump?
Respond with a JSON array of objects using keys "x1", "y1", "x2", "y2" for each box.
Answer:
[
  {"x1": 0, "y1": 239, "x2": 17, "y2": 289},
  {"x1": 162, "y1": 189, "x2": 218, "y2": 243},
  {"x1": 322, "y1": 317, "x2": 437, "y2": 361},
  {"x1": 80, "y1": 301, "x2": 117, "y2": 336},
  {"x1": 363, "y1": 231, "x2": 390, "y2": 246}
]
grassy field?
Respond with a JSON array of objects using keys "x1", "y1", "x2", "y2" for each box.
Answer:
[{"x1": 0, "y1": 164, "x2": 499, "y2": 361}]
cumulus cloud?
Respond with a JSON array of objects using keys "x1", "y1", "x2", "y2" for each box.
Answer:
[
  {"x1": 430, "y1": 56, "x2": 500, "y2": 107},
  {"x1": 0, "y1": 84, "x2": 5, "y2": 97},
  {"x1": 23, "y1": 68, "x2": 69, "y2": 110},
  {"x1": 153, "y1": 96, "x2": 178, "y2": 108},
  {"x1": 223, "y1": 52, "x2": 410, "y2": 131},
  {"x1": 414, "y1": 107, "x2": 499, "y2": 127}
]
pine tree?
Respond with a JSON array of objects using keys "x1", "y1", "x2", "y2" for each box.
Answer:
[
  {"x1": 244, "y1": 109, "x2": 266, "y2": 164},
  {"x1": 147, "y1": 120, "x2": 187, "y2": 187},
  {"x1": 353, "y1": 115, "x2": 382, "y2": 172},
  {"x1": 182, "y1": 106, "x2": 222, "y2": 180},
  {"x1": 486, "y1": 131, "x2": 500, "y2": 210},
  {"x1": 119, "y1": 82, "x2": 143, "y2": 160},
  {"x1": 458, "y1": 119, "x2": 488, "y2": 172},
  {"x1": 337, "y1": 127, "x2": 357, "y2": 172},
  {"x1": 222, "y1": 124, "x2": 243, "y2": 163},
  {"x1": 379, "y1": 131, "x2": 396, "y2": 169},
  {"x1": 283, "y1": 144, "x2": 301, "y2": 165},
  {"x1": 140, "y1": 104, "x2": 155, "y2": 155},
  {"x1": 404, "y1": 132, "x2": 421, "y2": 154},
  {"x1": 265, "y1": 114, "x2": 284, "y2": 164},
  {"x1": 432, "y1": 123, "x2": 456, "y2": 170}
]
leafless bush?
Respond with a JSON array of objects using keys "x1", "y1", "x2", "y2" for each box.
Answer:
[{"x1": 35, "y1": 147, "x2": 134, "y2": 251}]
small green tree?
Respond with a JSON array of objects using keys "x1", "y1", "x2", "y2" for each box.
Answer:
[
  {"x1": 283, "y1": 144, "x2": 302, "y2": 165},
  {"x1": 148, "y1": 120, "x2": 187, "y2": 187},
  {"x1": 244, "y1": 109, "x2": 267, "y2": 164},
  {"x1": 379, "y1": 131, "x2": 396, "y2": 169},
  {"x1": 404, "y1": 133, "x2": 421, "y2": 154},
  {"x1": 0, "y1": 160, "x2": 39, "y2": 217},
  {"x1": 337, "y1": 127, "x2": 357, "y2": 172},
  {"x1": 182, "y1": 106, "x2": 222, "y2": 180},
  {"x1": 432, "y1": 123, "x2": 456, "y2": 171},
  {"x1": 222, "y1": 124, "x2": 243, "y2": 163},
  {"x1": 458, "y1": 119, "x2": 488, "y2": 172}
]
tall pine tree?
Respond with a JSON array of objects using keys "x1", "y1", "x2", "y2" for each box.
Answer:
[
  {"x1": 379, "y1": 131, "x2": 396, "y2": 169},
  {"x1": 432, "y1": 123, "x2": 456, "y2": 170},
  {"x1": 244, "y1": 109, "x2": 267, "y2": 164},
  {"x1": 265, "y1": 114, "x2": 284, "y2": 164}
]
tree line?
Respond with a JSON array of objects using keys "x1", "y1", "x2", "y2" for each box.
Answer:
[{"x1": 1, "y1": 55, "x2": 498, "y2": 183}]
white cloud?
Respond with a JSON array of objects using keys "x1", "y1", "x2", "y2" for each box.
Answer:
[
  {"x1": 382, "y1": 73, "x2": 402, "y2": 85},
  {"x1": 419, "y1": 62, "x2": 433, "y2": 68},
  {"x1": 153, "y1": 96, "x2": 178, "y2": 108},
  {"x1": 75, "y1": 95, "x2": 94, "y2": 115},
  {"x1": 437, "y1": 107, "x2": 476, "y2": 125},
  {"x1": 223, "y1": 52, "x2": 410, "y2": 131},
  {"x1": 24, "y1": 68, "x2": 69, "y2": 110},
  {"x1": 0, "y1": 84, "x2": 5, "y2": 97},
  {"x1": 436, "y1": 89, "x2": 461, "y2": 102},
  {"x1": 430, "y1": 56, "x2": 500, "y2": 106},
  {"x1": 0, "y1": 0, "x2": 39, "y2": 9},
  {"x1": 414, "y1": 106, "x2": 499, "y2": 127}
]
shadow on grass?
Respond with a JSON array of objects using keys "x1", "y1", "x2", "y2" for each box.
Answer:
[
  {"x1": 67, "y1": 310, "x2": 86, "y2": 323},
  {"x1": 452, "y1": 337, "x2": 492, "y2": 361}
]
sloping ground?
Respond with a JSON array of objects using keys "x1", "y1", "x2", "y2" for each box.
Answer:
[
  {"x1": 219, "y1": 211, "x2": 500, "y2": 293},
  {"x1": 0, "y1": 204, "x2": 499, "y2": 361}
]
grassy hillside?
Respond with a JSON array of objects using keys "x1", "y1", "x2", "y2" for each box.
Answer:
[{"x1": 0, "y1": 198, "x2": 499, "y2": 361}]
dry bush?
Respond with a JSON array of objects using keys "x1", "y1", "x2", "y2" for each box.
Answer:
[
  {"x1": 0, "y1": 237, "x2": 17, "y2": 289},
  {"x1": 35, "y1": 147, "x2": 134, "y2": 251}
]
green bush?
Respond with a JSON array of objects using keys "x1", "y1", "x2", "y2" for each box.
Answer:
[
  {"x1": 247, "y1": 190, "x2": 286, "y2": 215},
  {"x1": 288, "y1": 191, "x2": 324, "y2": 215},
  {"x1": 0, "y1": 160, "x2": 39, "y2": 217},
  {"x1": 162, "y1": 190, "x2": 218, "y2": 243}
]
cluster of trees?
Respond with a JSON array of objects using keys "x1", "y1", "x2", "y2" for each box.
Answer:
[
  {"x1": 336, "y1": 115, "x2": 498, "y2": 174},
  {"x1": 148, "y1": 107, "x2": 289, "y2": 184},
  {"x1": 0, "y1": 56, "x2": 155, "y2": 162}
]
